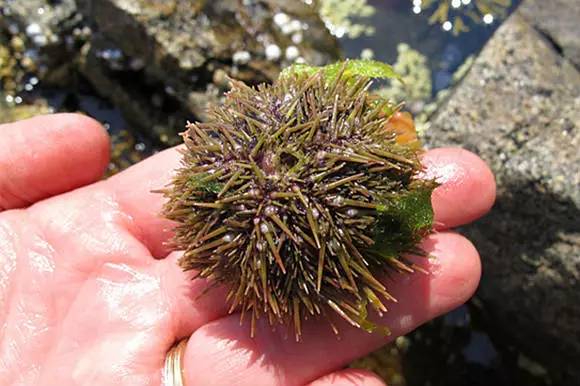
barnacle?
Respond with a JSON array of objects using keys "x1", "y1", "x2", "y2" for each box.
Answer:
[{"x1": 162, "y1": 60, "x2": 436, "y2": 340}]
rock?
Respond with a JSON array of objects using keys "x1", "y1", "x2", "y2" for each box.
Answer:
[
  {"x1": 519, "y1": 0, "x2": 580, "y2": 69},
  {"x1": 0, "y1": 0, "x2": 80, "y2": 50},
  {"x1": 0, "y1": 0, "x2": 87, "y2": 85},
  {"x1": 2, "y1": 0, "x2": 339, "y2": 145},
  {"x1": 0, "y1": 34, "x2": 20, "y2": 94},
  {"x1": 77, "y1": 35, "x2": 191, "y2": 146},
  {"x1": 0, "y1": 94, "x2": 52, "y2": 124},
  {"x1": 424, "y1": 4, "x2": 580, "y2": 382},
  {"x1": 75, "y1": 0, "x2": 340, "y2": 127}
]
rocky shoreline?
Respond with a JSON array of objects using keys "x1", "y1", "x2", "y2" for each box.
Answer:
[
  {"x1": 0, "y1": 0, "x2": 339, "y2": 146},
  {"x1": 426, "y1": 0, "x2": 580, "y2": 382}
]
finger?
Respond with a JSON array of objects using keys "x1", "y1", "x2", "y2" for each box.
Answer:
[
  {"x1": 162, "y1": 251, "x2": 230, "y2": 338},
  {"x1": 181, "y1": 231, "x2": 481, "y2": 386},
  {"x1": 306, "y1": 368, "x2": 387, "y2": 386},
  {"x1": 105, "y1": 147, "x2": 181, "y2": 257},
  {"x1": 421, "y1": 147, "x2": 496, "y2": 230},
  {"x1": 0, "y1": 113, "x2": 110, "y2": 210},
  {"x1": 109, "y1": 146, "x2": 494, "y2": 257}
]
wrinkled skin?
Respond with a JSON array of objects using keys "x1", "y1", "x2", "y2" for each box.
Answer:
[{"x1": 0, "y1": 114, "x2": 495, "y2": 386}]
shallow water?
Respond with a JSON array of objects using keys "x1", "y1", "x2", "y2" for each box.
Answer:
[{"x1": 341, "y1": 0, "x2": 521, "y2": 94}]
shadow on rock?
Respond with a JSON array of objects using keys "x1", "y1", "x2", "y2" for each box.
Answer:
[{"x1": 463, "y1": 176, "x2": 579, "y2": 383}]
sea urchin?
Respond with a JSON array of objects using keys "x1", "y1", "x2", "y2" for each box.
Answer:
[{"x1": 162, "y1": 60, "x2": 436, "y2": 340}]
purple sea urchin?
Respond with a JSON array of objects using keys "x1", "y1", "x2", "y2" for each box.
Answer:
[{"x1": 162, "y1": 60, "x2": 436, "y2": 340}]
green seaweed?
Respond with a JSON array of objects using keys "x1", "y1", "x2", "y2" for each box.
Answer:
[
  {"x1": 280, "y1": 59, "x2": 401, "y2": 83},
  {"x1": 372, "y1": 185, "x2": 436, "y2": 259},
  {"x1": 187, "y1": 173, "x2": 224, "y2": 195}
]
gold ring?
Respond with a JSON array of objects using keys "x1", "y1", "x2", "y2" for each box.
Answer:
[{"x1": 163, "y1": 338, "x2": 189, "y2": 386}]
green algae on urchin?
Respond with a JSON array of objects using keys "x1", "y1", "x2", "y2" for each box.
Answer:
[{"x1": 162, "y1": 60, "x2": 437, "y2": 340}]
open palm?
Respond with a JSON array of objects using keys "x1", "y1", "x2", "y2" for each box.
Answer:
[{"x1": 0, "y1": 114, "x2": 495, "y2": 386}]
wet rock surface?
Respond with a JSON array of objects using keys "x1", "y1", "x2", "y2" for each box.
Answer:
[
  {"x1": 425, "y1": 4, "x2": 580, "y2": 382},
  {"x1": 74, "y1": 0, "x2": 339, "y2": 142},
  {"x1": 0, "y1": 94, "x2": 51, "y2": 123},
  {"x1": 519, "y1": 0, "x2": 580, "y2": 69},
  {"x1": 0, "y1": 0, "x2": 339, "y2": 145},
  {"x1": 0, "y1": 0, "x2": 87, "y2": 87}
]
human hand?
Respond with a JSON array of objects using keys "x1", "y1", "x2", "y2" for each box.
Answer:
[{"x1": 0, "y1": 114, "x2": 495, "y2": 386}]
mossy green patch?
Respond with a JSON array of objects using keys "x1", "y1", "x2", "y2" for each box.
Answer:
[
  {"x1": 187, "y1": 173, "x2": 224, "y2": 195},
  {"x1": 371, "y1": 185, "x2": 436, "y2": 258},
  {"x1": 280, "y1": 59, "x2": 401, "y2": 83}
]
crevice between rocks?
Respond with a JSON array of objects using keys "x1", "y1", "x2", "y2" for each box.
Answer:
[{"x1": 520, "y1": 14, "x2": 580, "y2": 71}]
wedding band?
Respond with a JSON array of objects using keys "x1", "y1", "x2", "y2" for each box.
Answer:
[{"x1": 163, "y1": 337, "x2": 189, "y2": 386}]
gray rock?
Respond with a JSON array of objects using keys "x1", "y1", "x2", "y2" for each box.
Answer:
[
  {"x1": 519, "y1": 0, "x2": 580, "y2": 69},
  {"x1": 425, "y1": 7, "x2": 580, "y2": 383}
]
